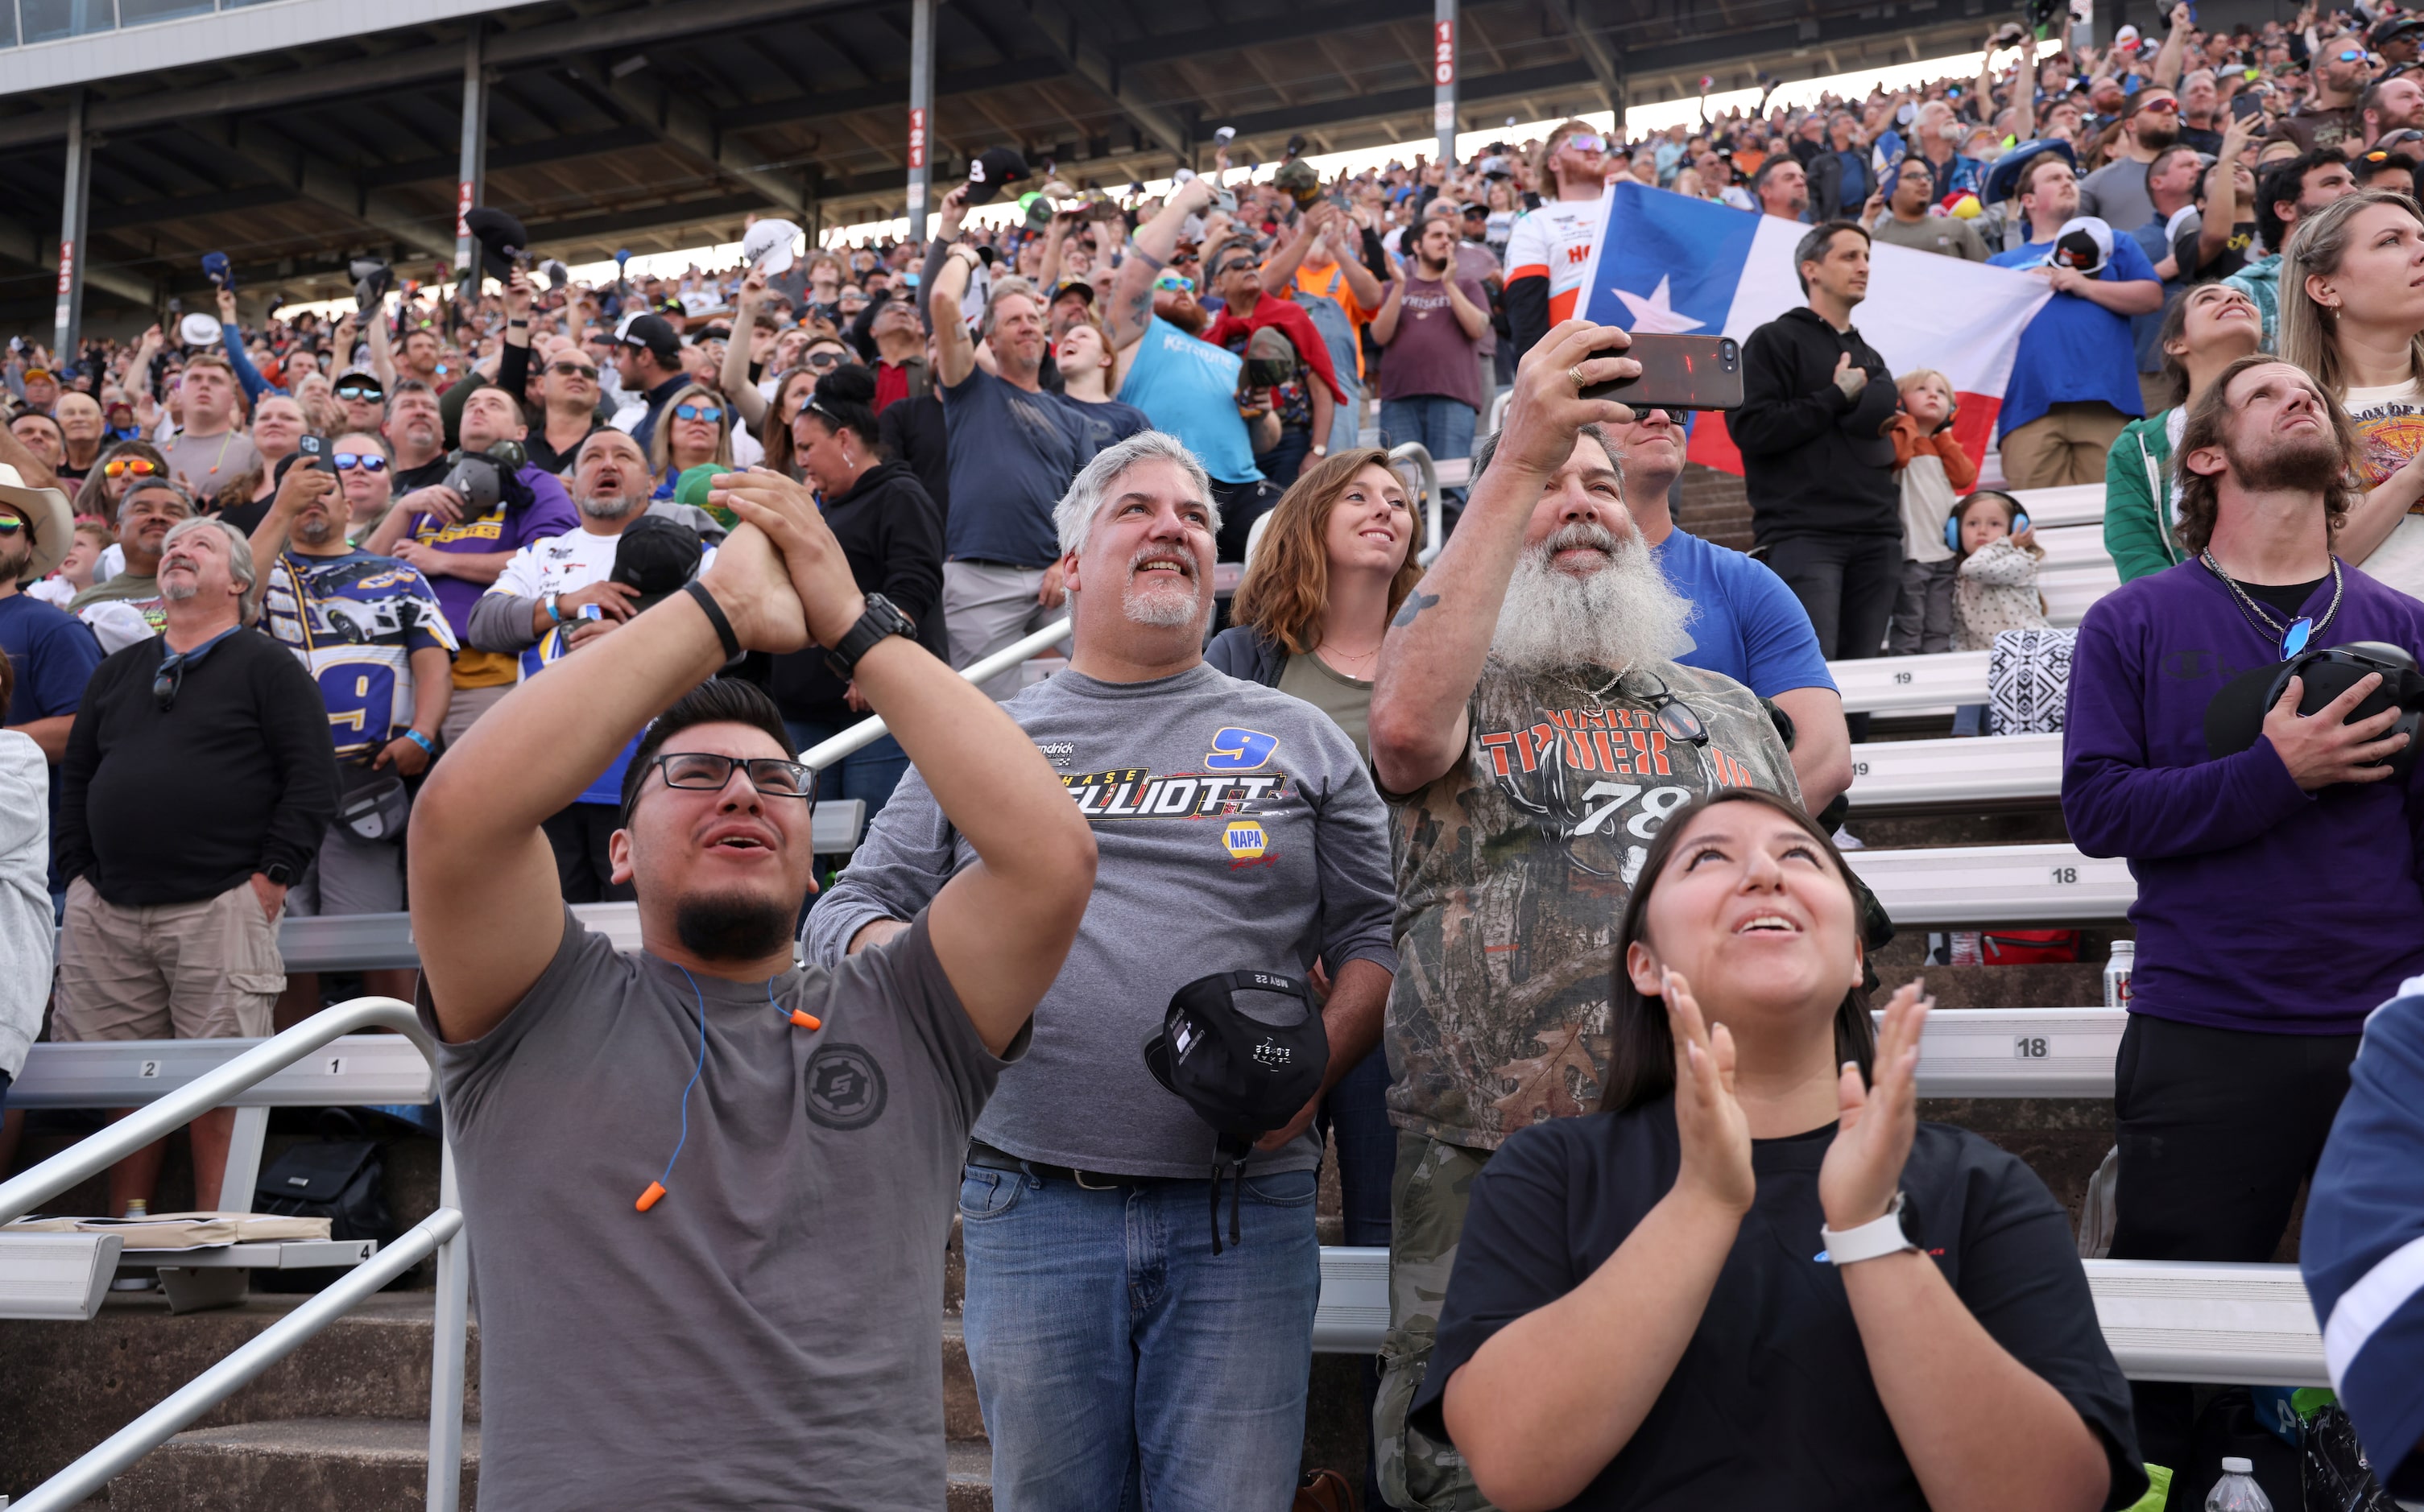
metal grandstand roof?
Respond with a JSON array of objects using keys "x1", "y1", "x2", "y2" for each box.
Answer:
[{"x1": 0, "y1": 0, "x2": 2002, "y2": 328}]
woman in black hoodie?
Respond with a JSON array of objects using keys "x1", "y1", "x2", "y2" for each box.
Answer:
[{"x1": 767, "y1": 364, "x2": 947, "y2": 828}]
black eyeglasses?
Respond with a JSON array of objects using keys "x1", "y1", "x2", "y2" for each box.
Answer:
[
  {"x1": 153, "y1": 648, "x2": 200, "y2": 712},
  {"x1": 1631, "y1": 670, "x2": 1710, "y2": 747},
  {"x1": 650, "y1": 752, "x2": 816, "y2": 799}
]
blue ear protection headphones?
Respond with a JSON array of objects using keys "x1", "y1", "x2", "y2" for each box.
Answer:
[
  {"x1": 637, "y1": 966, "x2": 823, "y2": 1212},
  {"x1": 1946, "y1": 497, "x2": 2029, "y2": 554}
]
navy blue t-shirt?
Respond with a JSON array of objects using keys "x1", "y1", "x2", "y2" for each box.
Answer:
[
  {"x1": 941, "y1": 366, "x2": 1148, "y2": 568},
  {"x1": 0, "y1": 591, "x2": 105, "y2": 889},
  {"x1": 1654, "y1": 527, "x2": 1837, "y2": 698}
]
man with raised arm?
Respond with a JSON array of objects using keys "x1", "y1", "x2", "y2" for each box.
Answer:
[
  {"x1": 1364, "y1": 320, "x2": 1805, "y2": 1508},
  {"x1": 405, "y1": 471, "x2": 1096, "y2": 1512}
]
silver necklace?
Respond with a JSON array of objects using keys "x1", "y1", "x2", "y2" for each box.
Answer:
[{"x1": 2199, "y1": 551, "x2": 2340, "y2": 659}]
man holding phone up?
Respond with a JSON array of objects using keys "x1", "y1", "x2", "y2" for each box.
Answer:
[{"x1": 1730, "y1": 221, "x2": 1902, "y2": 692}]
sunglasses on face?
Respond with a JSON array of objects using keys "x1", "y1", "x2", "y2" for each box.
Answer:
[
  {"x1": 1152, "y1": 270, "x2": 1196, "y2": 292},
  {"x1": 547, "y1": 361, "x2": 599, "y2": 379},
  {"x1": 673, "y1": 403, "x2": 725, "y2": 423},
  {"x1": 0, "y1": 514, "x2": 24, "y2": 537},
  {"x1": 334, "y1": 385, "x2": 378, "y2": 401},
  {"x1": 333, "y1": 452, "x2": 387, "y2": 473},
  {"x1": 804, "y1": 351, "x2": 846, "y2": 370},
  {"x1": 2137, "y1": 98, "x2": 2181, "y2": 112},
  {"x1": 1562, "y1": 134, "x2": 1608, "y2": 154},
  {"x1": 102, "y1": 456, "x2": 159, "y2": 478},
  {"x1": 2337, "y1": 48, "x2": 2369, "y2": 61}
]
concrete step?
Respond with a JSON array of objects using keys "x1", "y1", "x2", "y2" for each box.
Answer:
[
  {"x1": 93, "y1": 1416, "x2": 477, "y2": 1511},
  {"x1": 0, "y1": 1293, "x2": 479, "y2": 1500},
  {"x1": 947, "y1": 1437, "x2": 994, "y2": 1511}
]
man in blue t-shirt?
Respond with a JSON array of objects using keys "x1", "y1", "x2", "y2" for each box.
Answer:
[
  {"x1": 0, "y1": 469, "x2": 104, "y2": 900},
  {"x1": 929, "y1": 191, "x2": 1148, "y2": 700},
  {"x1": 1986, "y1": 153, "x2": 2165, "y2": 488},
  {"x1": 1612, "y1": 407, "x2": 1852, "y2": 815}
]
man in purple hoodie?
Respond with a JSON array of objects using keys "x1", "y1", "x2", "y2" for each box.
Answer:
[{"x1": 2063, "y1": 355, "x2": 2424, "y2": 1488}]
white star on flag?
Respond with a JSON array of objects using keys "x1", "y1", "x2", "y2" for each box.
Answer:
[{"x1": 1612, "y1": 275, "x2": 1706, "y2": 334}]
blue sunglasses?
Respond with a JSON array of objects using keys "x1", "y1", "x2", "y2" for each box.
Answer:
[{"x1": 673, "y1": 403, "x2": 725, "y2": 423}]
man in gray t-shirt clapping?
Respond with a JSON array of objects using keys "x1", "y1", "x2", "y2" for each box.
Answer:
[
  {"x1": 407, "y1": 471, "x2": 1096, "y2": 1512},
  {"x1": 808, "y1": 429, "x2": 1399, "y2": 1512}
]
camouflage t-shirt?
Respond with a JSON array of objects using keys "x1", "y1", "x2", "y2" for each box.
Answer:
[{"x1": 1382, "y1": 658, "x2": 1801, "y2": 1151}]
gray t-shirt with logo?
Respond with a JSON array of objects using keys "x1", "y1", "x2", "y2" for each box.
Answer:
[
  {"x1": 419, "y1": 907, "x2": 1017, "y2": 1511},
  {"x1": 805, "y1": 662, "x2": 1399, "y2": 1178}
]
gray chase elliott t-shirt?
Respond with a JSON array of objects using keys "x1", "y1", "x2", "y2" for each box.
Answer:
[
  {"x1": 419, "y1": 907, "x2": 1020, "y2": 1511},
  {"x1": 805, "y1": 662, "x2": 1398, "y2": 1178}
]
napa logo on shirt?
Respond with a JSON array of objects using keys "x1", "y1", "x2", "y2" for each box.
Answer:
[{"x1": 1222, "y1": 820, "x2": 1270, "y2": 864}]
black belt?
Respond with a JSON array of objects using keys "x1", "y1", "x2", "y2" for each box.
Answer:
[{"x1": 966, "y1": 1141, "x2": 1172, "y2": 1190}]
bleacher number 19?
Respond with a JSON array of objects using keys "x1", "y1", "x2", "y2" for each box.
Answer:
[{"x1": 2013, "y1": 1037, "x2": 2051, "y2": 1060}]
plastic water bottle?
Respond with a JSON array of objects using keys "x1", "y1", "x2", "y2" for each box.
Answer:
[
  {"x1": 122, "y1": 1199, "x2": 147, "y2": 1220},
  {"x1": 2206, "y1": 1457, "x2": 2271, "y2": 1511},
  {"x1": 2104, "y1": 941, "x2": 2135, "y2": 1009}
]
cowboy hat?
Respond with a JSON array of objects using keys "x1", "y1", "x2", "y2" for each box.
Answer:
[{"x1": 0, "y1": 463, "x2": 77, "y2": 583}]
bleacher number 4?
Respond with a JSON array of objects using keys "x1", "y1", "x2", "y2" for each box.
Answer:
[{"x1": 2014, "y1": 1037, "x2": 2051, "y2": 1060}]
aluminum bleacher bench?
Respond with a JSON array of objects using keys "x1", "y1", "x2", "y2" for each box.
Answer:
[
  {"x1": 1842, "y1": 733, "x2": 2063, "y2": 815},
  {"x1": 2, "y1": 1031, "x2": 436, "y2": 1317},
  {"x1": 1847, "y1": 843, "x2": 2133, "y2": 924},
  {"x1": 1830, "y1": 651, "x2": 1991, "y2": 715},
  {"x1": 2008, "y1": 482, "x2": 2104, "y2": 531},
  {"x1": 1311, "y1": 1249, "x2": 2325, "y2": 1383}
]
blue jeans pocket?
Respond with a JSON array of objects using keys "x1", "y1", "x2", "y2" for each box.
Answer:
[
  {"x1": 1241, "y1": 1167, "x2": 1318, "y2": 1207},
  {"x1": 958, "y1": 1166, "x2": 1026, "y2": 1223}
]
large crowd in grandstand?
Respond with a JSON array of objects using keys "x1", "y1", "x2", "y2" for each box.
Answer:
[{"x1": 5, "y1": 2, "x2": 2424, "y2": 1510}]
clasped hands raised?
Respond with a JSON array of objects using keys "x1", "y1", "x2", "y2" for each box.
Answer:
[{"x1": 693, "y1": 469, "x2": 869, "y2": 655}]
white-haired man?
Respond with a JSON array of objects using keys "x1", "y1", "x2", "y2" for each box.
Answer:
[
  {"x1": 1366, "y1": 320, "x2": 1804, "y2": 1508},
  {"x1": 807, "y1": 429, "x2": 1400, "y2": 1512}
]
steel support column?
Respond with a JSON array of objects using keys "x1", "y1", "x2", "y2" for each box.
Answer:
[
  {"x1": 1433, "y1": 0, "x2": 1458, "y2": 167},
  {"x1": 52, "y1": 89, "x2": 90, "y2": 360},
  {"x1": 907, "y1": 0, "x2": 936, "y2": 242},
  {"x1": 453, "y1": 26, "x2": 489, "y2": 278}
]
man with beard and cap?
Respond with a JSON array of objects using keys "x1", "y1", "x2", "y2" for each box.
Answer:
[
  {"x1": 2066, "y1": 356, "x2": 2424, "y2": 1496},
  {"x1": 407, "y1": 458, "x2": 1095, "y2": 1511},
  {"x1": 366, "y1": 385, "x2": 577, "y2": 747},
  {"x1": 465, "y1": 428, "x2": 708, "y2": 902},
  {"x1": 929, "y1": 189, "x2": 1147, "y2": 700},
  {"x1": 808, "y1": 429, "x2": 1397, "y2": 1512},
  {"x1": 248, "y1": 454, "x2": 454, "y2": 1010},
  {"x1": 1106, "y1": 176, "x2": 1278, "y2": 563},
  {"x1": 1364, "y1": 319, "x2": 1803, "y2": 1510}
]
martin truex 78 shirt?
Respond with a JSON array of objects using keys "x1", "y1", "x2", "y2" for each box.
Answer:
[
  {"x1": 1411, "y1": 1104, "x2": 2146, "y2": 1510},
  {"x1": 806, "y1": 663, "x2": 1399, "y2": 1178}
]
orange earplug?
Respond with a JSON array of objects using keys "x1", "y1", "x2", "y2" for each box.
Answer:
[
  {"x1": 790, "y1": 1010, "x2": 821, "y2": 1031},
  {"x1": 635, "y1": 1181, "x2": 668, "y2": 1212}
]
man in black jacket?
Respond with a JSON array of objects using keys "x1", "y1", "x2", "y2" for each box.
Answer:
[
  {"x1": 1730, "y1": 221, "x2": 1901, "y2": 708},
  {"x1": 54, "y1": 515, "x2": 340, "y2": 1215}
]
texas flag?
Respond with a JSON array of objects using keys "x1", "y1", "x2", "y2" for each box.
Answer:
[{"x1": 1573, "y1": 182, "x2": 2052, "y2": 474}]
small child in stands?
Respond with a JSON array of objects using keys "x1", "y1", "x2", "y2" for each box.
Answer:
[
  {"x1": 1887, "y1": 369, "x2": 1978, "y2": 655},
  {"x1": 1951, "y1": 489, "x2": 2048, "y2": 651}
]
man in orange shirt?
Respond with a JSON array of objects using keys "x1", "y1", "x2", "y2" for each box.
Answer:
[{"x1": 1258, "y1": 201, "x2": 1388, "y2": 455}]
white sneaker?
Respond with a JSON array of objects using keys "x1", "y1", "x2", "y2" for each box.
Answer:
[{"x1": 1832, "y1": 825, "x2": 1865, "y2": 851}]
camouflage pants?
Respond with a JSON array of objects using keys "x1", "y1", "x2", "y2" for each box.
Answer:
[{"x1": 1373, "y1": 1130, "x2": 1497, "y2": 1510}]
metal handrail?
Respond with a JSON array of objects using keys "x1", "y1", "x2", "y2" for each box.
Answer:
[
  {"x1": 1385, "y1": 441, "x2": 1447, "y2": 567},
  {"x1": 797, "y1": 617, "x2": 1074, "y2": 770},
  {"x1": 0, "y1": 997, "x2": 469, "y2": 1512}
]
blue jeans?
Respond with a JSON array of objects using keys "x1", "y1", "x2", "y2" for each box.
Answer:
[
  {"x1": 783, "y1": 720, "x2": 912, "y2": 841},
  {"x1": 958, "y1": 1163, "x2": 1322, "y2": 1512},
  {"x1": 1320, "y1": 1048, "x2": 1395, "y2": 1247},
  {"x1": 1380, "y1": 395, "x2": 1478, "y2": 526}
]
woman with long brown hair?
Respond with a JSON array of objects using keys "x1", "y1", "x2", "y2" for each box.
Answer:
[
  {"x1": 1206, "y1": 446, "x2": 1422, "y2": 757},
  {"x1": 1415, "y1": 787, "x2": 2141, "y2": 1512}
]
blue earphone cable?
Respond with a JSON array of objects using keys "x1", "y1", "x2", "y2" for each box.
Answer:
[{"x1": 635, "y1": 967, "x2": 813, "y2": 1212}]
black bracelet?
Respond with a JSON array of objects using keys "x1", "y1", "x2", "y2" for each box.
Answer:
[{"x1": 684, "y1": 579, "x2": 741, "y2": 661}]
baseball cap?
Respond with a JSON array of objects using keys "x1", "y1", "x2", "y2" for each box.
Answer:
[
  {"x1": 2115, "y1": 23, "x2": 2142, "y2": 51},
  {"x1": 965, "y1": 146, "x2": 1031, "y2": 206},
  {"x1": 462, "y1": 208, "x2": 529, "y2": 283},
  {"x1": 1273, "y1": 158, "x2": 1322, "y2": 209},
  {"x1": 1142, "y1": 970, "x2": 1330, "y2": 1251},
  {"x1": 332, "y1": 368, "x2": 384, "y2": 399},
  {"x1": 2048, "y1": 215, "x2": 2114, "y2": 275},
  {"x1": 743, "y1": 217, "x2": 800, "y2": 278},
  {"x1": 608, "y1": 514, "x2": 705, "y2": 611},
  {"x1": 2372, "y1": 14, "x2": 2424, "y2": 47},
  {"x1": 1049, "y1": 278, "x2": 1095, "y2": 308},
  {"x1": 614, "y1": 312, "x2": 681, "y2": 363}
]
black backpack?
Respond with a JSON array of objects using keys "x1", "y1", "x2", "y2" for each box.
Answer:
[{"x1": 251, "y1": 1110, "x2": 394, "y2": 1293}]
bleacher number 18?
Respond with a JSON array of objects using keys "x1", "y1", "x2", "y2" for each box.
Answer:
[
  {"x1": 2049, "y1": 866, "x2": 2079, "y2": 884},
  {"x1": 2013, "y1": 1037, "x2": 2051, "y2": 1060}
]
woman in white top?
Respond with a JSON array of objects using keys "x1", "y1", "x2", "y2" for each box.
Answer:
[
  {"x1": 0, "y1": 652, "x2": 54, "y2": 1117},
  {"x1": 2277, "y1": 189, "x2": 2424, "y2": 596}
]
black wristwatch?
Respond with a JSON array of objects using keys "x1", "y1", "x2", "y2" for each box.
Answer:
[
  {"x1": 263, "y1": 861, "x2": 296, "y2": 887},
  {"x1": 824, "y1": 594, "x2": 917, "y2": 680}
]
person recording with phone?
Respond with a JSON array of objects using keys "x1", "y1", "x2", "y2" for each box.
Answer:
[
  {"x1": 2063, "y1": 357, "x2": 2424, "y2": 1503},
  {"x1": 1731, "y1": 222, "x2": 1901, "y2": 726}
]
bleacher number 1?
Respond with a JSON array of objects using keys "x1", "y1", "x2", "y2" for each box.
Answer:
[
  {"x1": 2050, "y1": 866, "x2": 2079, "y2": 884},
  {"x1": 2013, "y1": 1037, "x2": 2051, "y2": 1060}
]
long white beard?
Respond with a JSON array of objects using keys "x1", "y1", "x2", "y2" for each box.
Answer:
[{"x1": 1490, "y1": 523, "x2": 1692, "y2": 675}]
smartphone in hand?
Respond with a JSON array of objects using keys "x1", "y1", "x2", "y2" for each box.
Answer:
[{"x1": 1579, "y1": 333, "x2": 1744, "y2": 411}]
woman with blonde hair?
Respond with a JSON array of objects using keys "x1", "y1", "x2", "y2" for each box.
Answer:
[
  {"x1": 644, "y1": 381, "x2": 734, "y2": 498},
  {"x1": 2277, "y1": 187, "x2": 2424, "y2": 597}
]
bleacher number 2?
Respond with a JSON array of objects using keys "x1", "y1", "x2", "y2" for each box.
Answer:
[
  {"x1": 2050, "y1": 866, "x2": 2079, "y2": 885},
  {"x1": 2013, "y1": 1037, "x2": 2051, "y2": 1060},
  {"x1": 138, "y1": 1060, "x2": 159, "y2": 1078}
]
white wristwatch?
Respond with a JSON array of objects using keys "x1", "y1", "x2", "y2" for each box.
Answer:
[{"x1": 1819, "y1": 1191, "x2": 1920, "y2": 1266}]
